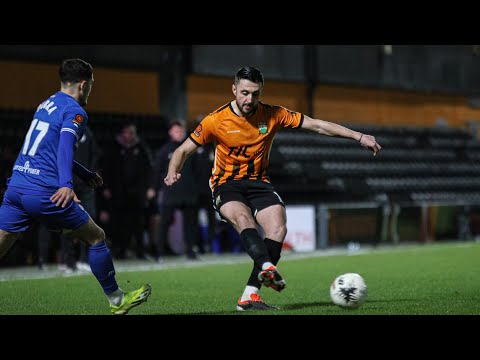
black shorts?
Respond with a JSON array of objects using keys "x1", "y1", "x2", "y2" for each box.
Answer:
[{"x1": 212, "y1": 180, "x2": 285, "y2": 219}]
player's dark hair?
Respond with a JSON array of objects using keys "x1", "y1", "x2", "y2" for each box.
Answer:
[
  {"x1": 59, "y1": 58, "x2": 93, "y2": 84},
  {"x1": 235, "y1": 66, "x2": 264, "y2": 86}
]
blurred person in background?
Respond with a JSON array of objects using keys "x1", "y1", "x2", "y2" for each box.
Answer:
[
  {"x1": 36, "y1": 223, "x2": 60, "y2": 270},
  {"x1": 101, "y1": 122, "x2": 156, "y2": 260},
  {"x1": 164, "y1": 66, "x2": 381, "y2": 311},
  {"x1": 193, "y1": 116, "x2": 217, "y2": 254},
  {"x1": 0, "y1": 58, "x2": 151, "y2": 314},
  {"x1": 153, "y1": 120, "x2": 199, "y2": 261}
]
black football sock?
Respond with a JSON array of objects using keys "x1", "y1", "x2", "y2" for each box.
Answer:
[
  {"x1": 264, "y1": 238, "x2": 282, "y2": 265},
  {"x1": 240, "y1": 228, "x2": 271, "y2": 269},
  {"x1": 247, "y1": 265, "x2": 262, "y2": 288}
]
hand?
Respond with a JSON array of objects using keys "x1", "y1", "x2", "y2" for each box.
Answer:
[
  {"x1": 87, "y1": 173, "x2": 103, "y2": 189},
  {"x1": 50, "y1": 187, "x2": 81, "y2": 208},
  {"x1": 359, "y1": 134, "x2": 382, "y2": 156},
  {"x1": 164, "y1": 172, "x2": 182, "y2": 186}
]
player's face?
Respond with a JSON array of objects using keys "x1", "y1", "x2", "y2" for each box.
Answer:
[
  {"x1": 79, "y1": 77, "x2": 94, "y2": 106},
  {"x1": 233, "y1": 79, "x2": 262, "y2": 117}
]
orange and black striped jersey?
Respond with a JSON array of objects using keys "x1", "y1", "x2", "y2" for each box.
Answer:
[{"x1": 189, "y1": 101, "x2": 304, "y2": 192}]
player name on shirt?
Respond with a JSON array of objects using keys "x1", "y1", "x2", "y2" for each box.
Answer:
[{"x1": 36, "y1": 99, "x2": 58, "y2": 115}]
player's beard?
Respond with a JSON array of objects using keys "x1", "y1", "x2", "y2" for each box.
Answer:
[{"x1": 238, "y1": 101, "x2": 256, "y2": 117}]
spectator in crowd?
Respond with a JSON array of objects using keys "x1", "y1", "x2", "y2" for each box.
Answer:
[
  {"x1": 36, "y1": 223, "x2": 60, "y2": 270},
  {"x1": 193, "y1": 119, "x2": 217, "y2": 254},
  {"x1": 153, "y1": 120, "x2": 199, "y2": 260},
  {"x1": 101, "y1": 122, "x2": 156, "y2": 260}
]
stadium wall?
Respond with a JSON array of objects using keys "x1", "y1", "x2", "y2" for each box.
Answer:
[
  {"x1": 187, "y1": 75, "x2": 480, "y2": 129},
  {"x1": 0, "y1": 60, "x2": 160, "y2": 115},
  {"x1": 2, "y1": 60, "x2": 480, "y2": 129},
  {"x1": 312, "y1": 85, "x2": 480, "y2": 128}
]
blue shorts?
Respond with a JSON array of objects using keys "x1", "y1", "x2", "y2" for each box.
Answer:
[{"x1": 0, "y1": 187, "x2": 89, "y2": 233}]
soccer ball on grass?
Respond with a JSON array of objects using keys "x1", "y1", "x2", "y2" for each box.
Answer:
[{"x1": 330, "y1": 273, "x2": 367, "y2": 309}]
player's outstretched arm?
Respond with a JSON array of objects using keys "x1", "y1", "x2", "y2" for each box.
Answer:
[
  {"x1": 164, "y1": 137, "x2": 199, "y2": 186},
  {"x1": 301, "y1": 115, "x2": 382, "y2": 156}
]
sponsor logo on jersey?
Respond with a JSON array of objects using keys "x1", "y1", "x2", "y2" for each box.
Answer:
[
  {"x1": 194, "y1": 124, "x2": 202, "y2": 137},
  {"x1": 73, "y1": 114, "x2": 84, "y2": 127},
  {"x1": 13, "y1": 161, "x2": 40, "y2": 175}
]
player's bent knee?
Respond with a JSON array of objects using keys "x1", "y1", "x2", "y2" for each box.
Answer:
[
  {"x1": 70, "y1": 218, "x2": 105, "y2": 246},
  {"x1": 265, "y1": 225, "x2": 287, "y2": 241},
  {"x1": 233, "y1": 213, "x2": 257, "y2": 229}
]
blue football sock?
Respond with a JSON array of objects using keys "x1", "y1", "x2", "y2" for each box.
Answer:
[{"x1": 87, "y1": 241, "x2": 119, "y2": 295}]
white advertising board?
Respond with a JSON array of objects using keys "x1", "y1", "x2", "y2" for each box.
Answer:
[{"x1": 284, "y1": 205, "x2": 316, "y2": 252}]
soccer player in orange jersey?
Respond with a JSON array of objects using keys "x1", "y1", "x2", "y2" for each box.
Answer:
[{"x1": 164, "y1": 66, "x2": 381, "y2": 311}]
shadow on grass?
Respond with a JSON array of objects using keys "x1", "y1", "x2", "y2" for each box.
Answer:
[
  {"x1": 178, "y1": 299, "x2": 417, "y2": 315},
  {"x1": 186, "y1": 301, "x2": 332, "y2": 315},
  {"x1": 188, "y1": 310, "x2": 242, "y2": 315},
  {"x1": 281, "y1": 301, "x2": 332, "y2": 310}
]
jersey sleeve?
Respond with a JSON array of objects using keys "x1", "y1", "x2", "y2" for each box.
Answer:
[
  {"x1": 61, "y1": 106, "x2": 88, "y2": 141},
  {"x1": 57, "y1": 131, "x2": 76, "y2": 188},
  {"x1": 188, "y1": 114, "x2": 216, "y2": 146},
  {"x1": 275, "y1": 106, "x2": 304, "y2": 129}
]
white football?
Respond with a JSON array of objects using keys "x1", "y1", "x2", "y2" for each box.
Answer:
[{"x1": 330, "y1": 273, "x2": 368, "y2": 309}]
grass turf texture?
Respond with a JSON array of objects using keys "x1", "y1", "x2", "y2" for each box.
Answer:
[{"x1": 1, "y1": 241, "x2": 479, "y2": 315}]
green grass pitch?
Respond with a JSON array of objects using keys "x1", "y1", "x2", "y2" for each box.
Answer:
[{"x1": 1, "y1": 241, "x2": 479, "y2": 315}]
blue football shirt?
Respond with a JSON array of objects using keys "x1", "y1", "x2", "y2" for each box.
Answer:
[{"x1": 8, "y1": 91, "x2": 88, "y2": 194}]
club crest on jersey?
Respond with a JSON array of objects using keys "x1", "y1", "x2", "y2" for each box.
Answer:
[
  {"x1": 258, "y1": 122, "x2": 268, "y2": 135},
  {"x1": 73, "y1": 114, "x2": 84, "y2": 128},
  {"x1": 194, "y1": 124, "x2": 202, "y2": 137}
]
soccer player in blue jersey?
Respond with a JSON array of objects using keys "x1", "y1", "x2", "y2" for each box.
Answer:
[{"x1": 0, "y1": 58, "x2": 151, "y2": 315}]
